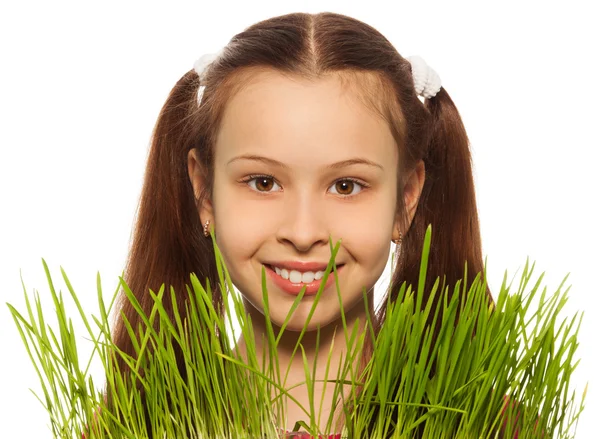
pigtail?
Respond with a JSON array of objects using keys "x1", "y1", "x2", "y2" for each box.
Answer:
[
  {"x1": 410, "y1": 87, "x2": 484, "y2": 292},
  {"x1": 110, "y1": 70, "x2": 224, "y2": 386},
  {"x1": 429, "y1": 88, "x2": 485, "y2": 284},
  {"x1": 377, "y1": 84, "x2": 492, "y2": 361},
  {"x1": 379, "y1": 86, "x2": 489, "y2": 340}
]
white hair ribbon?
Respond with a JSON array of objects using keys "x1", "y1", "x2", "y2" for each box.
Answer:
[{"x1": 407, "y1": 56, "x2": 442, "y2": 100}]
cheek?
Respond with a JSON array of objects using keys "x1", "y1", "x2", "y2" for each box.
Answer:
[
  {"x1": 339, "y1": 194, "x2": 396, "y2": 287},
  {"x1": 211, "y1": 182, "x2": 278, "y2": 272},
  {"x1": 352, "y1": 234, "x2": 392, "y2": 291},
  {"x1": 331, "y1": 193, "x2": 396, "y2": 249}
]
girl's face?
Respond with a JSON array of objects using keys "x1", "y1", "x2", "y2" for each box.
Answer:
[{"x1": 189, "y1": 69, "x2": 422, "y2": 331}]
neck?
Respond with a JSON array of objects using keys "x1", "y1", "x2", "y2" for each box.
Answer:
[{"x1": 234, "y1": 294, "x2": 374, "y2": 432}]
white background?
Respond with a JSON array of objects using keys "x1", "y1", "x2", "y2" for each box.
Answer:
[{"x1": 1, "y1": 1, "x2": 598, "y2": 437}]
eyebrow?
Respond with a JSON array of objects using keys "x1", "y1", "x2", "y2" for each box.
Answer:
[{"x1": 226, "y1": 154, "x2": 384, "y2": 171}]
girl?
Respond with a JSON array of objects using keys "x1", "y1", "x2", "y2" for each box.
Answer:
[{"x1": 111, "y1": 11, "x2": 488, "y2": 438}]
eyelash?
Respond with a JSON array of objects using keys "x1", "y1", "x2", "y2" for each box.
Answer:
[{"x1": 240, "y1": 174, "x2": 369, "y2": 198}]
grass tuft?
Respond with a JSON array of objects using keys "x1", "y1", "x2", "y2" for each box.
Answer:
[{"x1": 7, "y1": 226, "x2": 585, "y2": 438}]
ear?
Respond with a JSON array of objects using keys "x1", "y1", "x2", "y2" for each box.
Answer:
[
  {"x1": 187, "y1": 149, "x2": 214, "y2": 226},
  {"x1": 393, "y1": 160, "x2": 425, "y2": 240},
  {"x1": 404, "y1": 160, "x2": 425, "y2": 222}
]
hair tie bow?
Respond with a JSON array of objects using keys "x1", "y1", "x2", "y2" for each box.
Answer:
[{"x1": 407, "y1": 56, "x2": 442, "y2": 99}]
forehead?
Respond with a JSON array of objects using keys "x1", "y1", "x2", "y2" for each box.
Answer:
[{"x1": 214, "y1": 69, "x2": 398, "y2": 166}]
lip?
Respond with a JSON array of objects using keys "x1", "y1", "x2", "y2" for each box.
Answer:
[
  {"x1": 263, "y1": 260, "x2": 340, "y2": 272},
  {"x1": 263, "y1": 263, "x2": 344, "y2": 296}
]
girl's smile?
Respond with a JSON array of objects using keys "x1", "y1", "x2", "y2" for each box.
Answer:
[{"x1": 263, "y1": 262, "x2": 345, "y2": 295}]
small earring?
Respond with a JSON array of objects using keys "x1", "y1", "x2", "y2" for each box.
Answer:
[
  {"x1": 203, "y1": 219, "x2": 210, "y2": 237},
  {"x1": 393, "y1": 228, "x2": 403, "y2": 245}
]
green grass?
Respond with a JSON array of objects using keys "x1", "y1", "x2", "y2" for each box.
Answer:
[{"x1": 7, "y1": 226, "x2": 586, "y2": 438}]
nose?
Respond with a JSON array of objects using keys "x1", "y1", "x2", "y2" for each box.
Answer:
[{"x1": 276, "y1": 189, "x2": 330, "y2": 252}]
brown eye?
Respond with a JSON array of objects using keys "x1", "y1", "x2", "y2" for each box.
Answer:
[
  {"x1": 336, "y1": 181, "x2": 354, "y2": 195},
  {"x1": 329, "y1": 179, "x2": 364, "y2": 196},
  {"x1": 247, "y1": 176, "x2": 280, "y2": 192}
]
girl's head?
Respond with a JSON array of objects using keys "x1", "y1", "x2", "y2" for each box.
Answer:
[
  {"x1": 187, "y1": 67, "x2": 424, "y2": 331},
  {"x1": 116, "y1": 11, "x2": 485, "y2": 356}
]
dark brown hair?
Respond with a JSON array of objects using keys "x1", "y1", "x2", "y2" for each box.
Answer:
[{"x1": 111, "y1": 11, "x2": 489, "y2": 435}]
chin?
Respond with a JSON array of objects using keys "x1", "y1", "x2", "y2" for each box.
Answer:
[{"x1": 277, "y1": 312, "x2": 339, "y2": 332}]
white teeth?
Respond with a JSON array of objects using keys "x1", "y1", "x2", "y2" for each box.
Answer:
[
  {"x1": 270, "y1": 265, "x2": 328, "y2": 284},
  {"x1": 301, "y1": 271, "x2": 315, "y2": 283},
  {"x1": 289, "y1": 270, "x2": 302, "y2": 283}
]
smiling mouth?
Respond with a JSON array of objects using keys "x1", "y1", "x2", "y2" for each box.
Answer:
[{"x1": 264, "y1": 264, "x2": 344, "y2": 283}]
